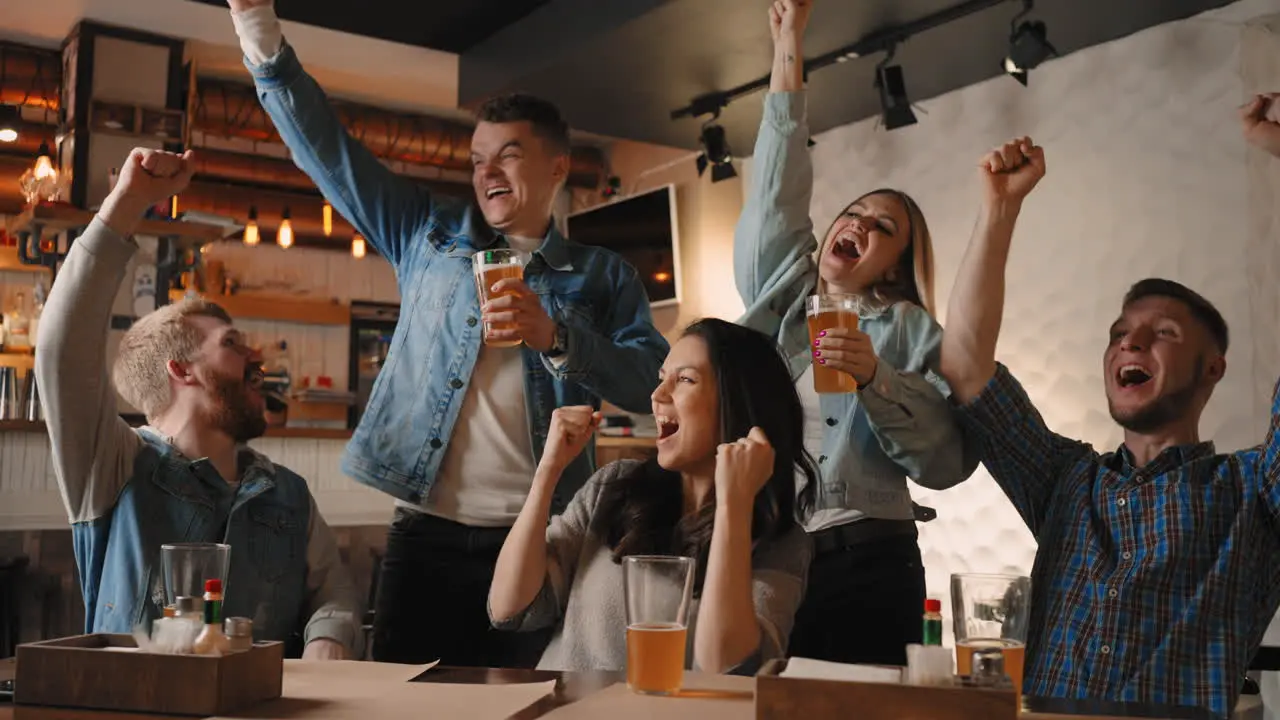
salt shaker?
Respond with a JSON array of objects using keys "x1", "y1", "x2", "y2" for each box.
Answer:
[{"x1": 224, "y1": 617, "x2": 254, "y2": 653}]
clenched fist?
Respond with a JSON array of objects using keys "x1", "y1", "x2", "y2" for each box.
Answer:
[
  {"x1": 978, "y1": 136, "x2": 1046, "y2": 208},
  {"x1": 1241, "y1": 93, "x2": 1280, "y2": 158},
  {"x1": 98, "y1": 149, "x2": 195, "y2": 237},
  {"x1": 713, "y1": 427, "x2": 776, "y2": 509},
  {"x1": 770, "y1": 0, "x2": 814, "y2": 44},
  {"x1": 538, "y1": 406, "x2": 601, "y2": 478}
]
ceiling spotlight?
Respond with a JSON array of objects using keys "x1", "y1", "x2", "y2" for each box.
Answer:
[
  {"x1": 1004, "y1": 2, "x2": 1056, "y2": 86},
  {"x1": 875, "y1": 51, "x2": 916, "y2": 131},
  {"x1": 0, "y1": 105, "x2": 19, "y2": 143},
  {"x1": 696, "y1": 121, "x2": 737, "y2": 183}
]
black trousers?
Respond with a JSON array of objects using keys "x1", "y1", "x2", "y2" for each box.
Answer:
[
  {"x1": 370, "y1": 509, "x2": 552, "y2": 667},
  {"x1": 787, "y1": 527, "x2": 926, "y2": 666}
]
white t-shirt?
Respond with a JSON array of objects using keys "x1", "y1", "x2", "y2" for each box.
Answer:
[{"x1": 795, "y1": 365, "x2": 866, "y2": 533}]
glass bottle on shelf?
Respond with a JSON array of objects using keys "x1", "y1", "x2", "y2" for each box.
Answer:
[{"x1": 2, "y1": 291, "x2": 32, "y2": 353}]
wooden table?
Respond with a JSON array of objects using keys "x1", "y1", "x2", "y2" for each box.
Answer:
[{"x1": 0, "y1": 658, "x2": 1220, "y2": 719}]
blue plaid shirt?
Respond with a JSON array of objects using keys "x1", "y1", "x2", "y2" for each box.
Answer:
[{"x1": 958, "y1": 364, "x2": 1280, "y2": 719}]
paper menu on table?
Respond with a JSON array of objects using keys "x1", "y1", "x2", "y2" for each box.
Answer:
[
  {"x1": 778, "y1": 657, "x2": 904, "y2": 684},
  {"x1": 218, "y1": 660, "x2": 556, "y2": 720}
]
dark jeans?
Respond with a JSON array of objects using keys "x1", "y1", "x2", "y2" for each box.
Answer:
[
  {"x1": 787, "y1": 528, "x2": 925, "y2": 666},
  {"x1": 371, "y1": 509, "x2": 552, "y2": 668}
]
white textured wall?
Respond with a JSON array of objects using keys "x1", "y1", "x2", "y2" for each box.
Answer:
[{"x1": 801, "y1": 0, "x2": 1280, "y2": 686}]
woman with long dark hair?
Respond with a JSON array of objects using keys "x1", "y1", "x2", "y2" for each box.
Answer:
[
  {"x1": 733, "y1": 0, "x2": 978, "y2": 666},
  {"x1": 488, "y1": 319, "x2": 817, "y2": 674}
]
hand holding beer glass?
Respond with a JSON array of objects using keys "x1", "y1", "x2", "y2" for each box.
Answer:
[
  {"x1": 624, "y1": 555, "x2": 695, "y2": 695},
  {"x1": 806, "y1": 294, "x2": 872, "y2": 393},
  {"x1": 951, "y1": 572, "x2": 1031, "y2": 696},
  {"x1": 473, "y1": 249, "x2": 530, "y2": 347}
]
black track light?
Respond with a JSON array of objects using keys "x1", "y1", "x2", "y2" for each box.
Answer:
[
  {"x1": 875, "y1": 49, "x2": 916, "y2": 131},
  {"x1": 696, "y1": 122, "x2": 737, "y2": 183},
  {"x1": 1004, "y1": 1, "x2": 1056, "y2": 86}
]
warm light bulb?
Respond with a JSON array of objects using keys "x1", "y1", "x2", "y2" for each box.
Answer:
[
  {"x1": 322, "y1": 201, "x2": 333, "y2": 237},
  {"x1": 352, "y1": 233, "x2": 366, "y2": 259},
  {"x1": 652, "y1": 271, "x2": 672, "y2": 283},
  {"x1": 277, "y1": 218, "x2": 294, "y2": 249},
  {"x1": 170, "y1": 195, "x2": 179, "y2": 219},
  {"x1": 0, "y1": 129, "x2": 16, "y2": 143},
  {"x1": 244, "y1": 206, "x2": 260, "y2": 246},
  {"x1": 33, "y1": 153, "x2": 54, "y2": 180}
]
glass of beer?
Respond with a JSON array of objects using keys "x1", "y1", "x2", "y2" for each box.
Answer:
[
  {"x1": 473, "y1": 248, "x2": 530, "y2": 348},
  {"x1": 623, "y1": 555, "x2": 695, "y2": 695},
  {"x1": 951, "y1": 572, "x2": 1031, "y2": 697},
  {"x1": 806, "y1": 294, "x2": 864, "y2": 394}
]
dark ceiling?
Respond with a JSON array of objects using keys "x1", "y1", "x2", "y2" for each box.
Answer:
[
  {"x1": 188, "y1": 0, "x2": 1235, "y2": 152},
  {"x1": 185, "y1": 0, "x2": 552, "y2": 55}
]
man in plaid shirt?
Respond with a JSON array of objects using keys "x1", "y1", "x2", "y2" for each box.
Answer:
[{"x1": 938, "y1": 97, "x2": 1280, "y2": 718}]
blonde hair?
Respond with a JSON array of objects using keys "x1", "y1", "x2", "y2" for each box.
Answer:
[
  {"x1": 816, "y1": 189, "x2": 937, "y2": 317},
  {"x1": 113, "y1": 298, "x2": 232, "y2": 421}
]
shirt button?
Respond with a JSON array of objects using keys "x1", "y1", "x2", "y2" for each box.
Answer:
[
  {"x1": 1122, "y1": 551, "x2": 1132, "y2": 560},
  {"x1": 429, "y1": 438, "x2": 442, "y2": 450},
  {"x1": 450, "y1": 378, "x2": 464, "y2": 389},
  {"x1": 1117, "y1": 498, "x2": 1127, "y2": 507},
  {"x1": 466, "y1": 317, "x2": 478, "y2": 327},
  {"x1": 1100, "y1": 644, "x2": 1111, "y2": 655},
  {"x1": 1108, "y1": 588, "x2": 1118, "y2": 599},
  {"x1": 819, "y1": 455, "x2": 827, "y2": 464},
  {"x1": 825, "y1": 418, "x2": 837, "y2": 427}
]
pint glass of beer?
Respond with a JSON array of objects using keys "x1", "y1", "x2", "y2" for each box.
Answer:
[
  {"x1": 806, "y1": 293, "x2": 863, "y2": 393},
  {"x1": 473, "y1": 249, "x2": 530, "y2": 347},
  {"x1": 951, "y1": 572, "x2": 1031, "y2": 697},
  {"x1": 623, "y1": 555, "x2": 695, "y2": 695}
]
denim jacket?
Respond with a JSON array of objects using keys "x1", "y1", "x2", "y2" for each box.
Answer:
[
  {"x1": 35, "y1": 219, "x2": 361, "y2": 654},
  {"x1": 734, "y1": 91, "x2": 978, "y2": 521},
  {"x1": 245, "y1": 44, "x2": 668, "y2": 514}
]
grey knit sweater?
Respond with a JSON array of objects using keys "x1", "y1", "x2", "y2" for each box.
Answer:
[{"x1": 490, "y1": 460, "x2": 813, "y2": 674}]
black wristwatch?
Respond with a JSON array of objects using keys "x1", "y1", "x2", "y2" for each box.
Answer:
[{"x1": 545, "y1": 321, "x2": 569, "y2": 358}]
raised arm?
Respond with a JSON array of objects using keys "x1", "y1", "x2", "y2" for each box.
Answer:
[
  {"x1": 300, "y1": 493, "x2": 363, "y2": 660},
  {"x1": 1240, "y1": 94, "x2": 1280, "y2": 516},
  {"x1": 36, "y1": 149, "x2": 193, "y2": 523},
  {"x1": 939, "y1": 137, "x2": 1045, "y2": 402},
  {"x1": 489, "y1": 408, "x2": 605, "y2": 629},
  {"x1": 941, "y1": 139, "x2": 1093, "y2": 533},
  {"x1": 226, "y1": 1, "x2": 433, "y2": 267},
  {"x1": 734, "y1": 0, "x2": 819, "y2": 324}
]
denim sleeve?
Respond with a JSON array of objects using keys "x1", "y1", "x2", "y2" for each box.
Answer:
[
  {"x1": 244, "y1": 42, "x2": 433, "y2": 269},
  {"x1": 733, "y1": 91, "x2": 820, "y2": 338},
  {"x1": 957, "y1": 364, "x2": 1095, "y2": 536},
  {"x1": 541, "y1": 262, "x2": 669, "y2": 414},
  {"x1": 858, "y1": 304, "x2": 980, "y2": 490}
]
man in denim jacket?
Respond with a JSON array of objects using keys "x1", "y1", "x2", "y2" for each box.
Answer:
[
  {"x1": 36, "y1": 148, "x2": 360, "y2": 660},
  {"x1": 224, "y1": 1, "x2": 668, "y2": 667}
]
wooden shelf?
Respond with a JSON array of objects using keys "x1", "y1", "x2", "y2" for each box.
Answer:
[
  {"x1": 0, "y1": 246, "x2": 52, "y2": 274},
  {"x1": 172, "y1": 290, "x2": 349, "y2": 326},
  {"x1": 597, "y1": 435, "x2": 655, "y2": 449},
  {"x1": 286, "y1": 400, "x2": 350, "y2": 423},
  {"x1": 261, "y1": 427, "x2": 352, "y2": 440},
  {"x1": 0, "y1": 352, "x2": 35, "y2": 372},
  {"x1": 5, "y1": 203, "x2": 229, "y2": 244},
  {"x1": 0, "y1": 418, "x2": 350, "y2": 440}
]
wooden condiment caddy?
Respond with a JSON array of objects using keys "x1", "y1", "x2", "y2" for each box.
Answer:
[
  {"x1": 14, "y1": 633, "x2": 283, "y2": 716},
  {"x1": 755, "y1": 658, "x2": 1018, "y2": 720}
]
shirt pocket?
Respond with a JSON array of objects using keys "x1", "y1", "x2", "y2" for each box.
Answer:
[{"x1": 246, "y1": 505, "x2": 306, "y2": 583}]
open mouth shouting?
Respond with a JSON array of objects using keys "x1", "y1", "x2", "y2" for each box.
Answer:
[
  {"x1": 829, "y1": 232, "x2": 863, "y2": 262},
  {"x1": 656, "y1": 414, "x2": 680, "y2": 444},
  {"x1": 245, "y1": 363, "x2": 265, "y2": 394},
  {"x1": 1115, "y1": 363, "x2": 1154, "y2": 391}
]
